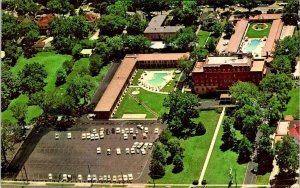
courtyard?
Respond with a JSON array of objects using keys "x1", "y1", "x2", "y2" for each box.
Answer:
[{"x1": 16, "y1": 120, "x2": 165, "y2": 183}]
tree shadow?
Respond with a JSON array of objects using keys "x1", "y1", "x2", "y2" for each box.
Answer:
[{"x1": 270, "y1": 171, "x2": 298, "y2": 187}]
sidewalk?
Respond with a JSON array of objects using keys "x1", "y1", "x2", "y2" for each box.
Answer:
[{"x1": 198, "y1": 107, "x2": 226, "y2": 183}]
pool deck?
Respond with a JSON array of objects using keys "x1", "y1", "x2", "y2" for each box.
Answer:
[{"x1": 241, "y1": 38, "x2": 266, "y2": 58}]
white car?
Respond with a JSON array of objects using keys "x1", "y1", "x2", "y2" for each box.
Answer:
[
  {"x1": 116, "y1": 127, "x2": 121, "y2": 134},
  {"x1": 154, "y1": 128, "x2": 159, "y2": 134},
  {"x1": 78, "y1": 174, "x2": 82, "y2": 181},
  {"x1": 129, "y1": 128, "x2": 134, "y2": 134},
  {"x1": 125, "y1": 128, "x2": 129, "y2": 134},
  {"x1": 63, "y1": 174, "x2": 68, "y2": 181},
  {"x1": 141, "y1": 149, "x2": 146, "y2": 155},
  {"x1": 86, "y1": 133, "x2": 91, "y2": 139},
  {"x1": 125, "y1": 148, "x2": 130, "y2": 154},
  {"x1": 137, "y1": 124, "x2": 144, "y2": 130},
  {"x1": 142, "y1": 133, "x2": 148, "y2": 139},
  {"x1": 133, "y1": 134, "x2": 137, "y2": 139},
  {"x1": 107, "y1": 175, "x2": 111, "y2": 182},
  {"x1": 131, "y1": 148, "x2": 135, "y2": 154},
  {"x1": 100, "y1": 128, "x2": 105, "y2": 132},
  {"x1": 121, "y1": 129, "x2": 125, "y2": 134},
  {"x1": 55, "y1": 133, "x2": 59, "y2": 140},
  {"x1": 94, "y1": 133, "x2": 99, "y2": 140},
  {"x1": 123, "y1": 174, "x2": 128, "y2": 182},
  {"x1": 81, "y1": 133, "x2": 86, "y2": 139},
  {"x1": 98, "y1": 176, "x2": 103, "y2": 182},
  {"x1": 116, "y1": 148, "x2": 121, "y2": 155},
  {"x1": 103, "y1": 175, "x2": 107, "y2": 182},
  {"x1": 135, "y1": 130, "x2": 139, "y2": 134},
  {"x1": 97, "y1": 147, "x2": 101, "y2": 154},
  {"x1": 92, "y1": 174, "x2": 97, "y2": 182},
  {"x1": 91, "y1": 133, "x2": 95, "y2": 140},
  {"x1": 124, "y1": 133, "x2": 128, "y2": 140},
  {"x1": 118, "y1": 175, "x2": 122, "y2": 182},
  {"x1": 107, "y1": 148, "x2": 111, "y2": 155},
  {"x1": 148, "y1": 143, "x2": 153, "y2": 149},
  {"x1": 92, "y1": 129, "x2": 97, "y2": 134},
  {"x1": 48, "y1": 173, "x2": 53, "y2": 180},
  {"x1": 144, "y1": 127, "x2": 148, "y2": 133},
  {"x1": 87, "y1": 174, "x2": 91, "y2": 181},
  {"x1": 133, "y1": 142, "x2": 139, "y2": 148},
  {"x1": 100, "y1": 132, "x2": 104, "y2": 139},
  {"x1": 128, "y1": 174, "x2": 133, "y2": 182},
  {"x1": 137, "y1": 142, "x2": 144, "y2": 149},
  {"x1": 67, "y1": 132, "x2": 72, "y2": 139},
  {"x1": 112, "y1": 175, "x2": 117, "y2": 182},
  {"x1": 143, "y1": 142, "x2": 149, "y2": 149}
]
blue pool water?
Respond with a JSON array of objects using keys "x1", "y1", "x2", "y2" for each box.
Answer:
[
  {"x1": 147, "y1": 72, "x2": 168, "y2": 87},
  {"x1": 243, "y1": 39, "x2": 262, "y2": 53}
]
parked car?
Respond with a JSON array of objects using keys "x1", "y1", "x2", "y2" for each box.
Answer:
[
  {"x1": 129, "y1": 128, "x2": 134, "y2": 134},
  {"x1": 87, "y1": 174, "x2": 91, "y2": 182},
  {"x1": 107, "y1": 148, "x2": 111, "y2": 155},
  {"x1": 48, "y1": 173, "x2": 53, "y2": 180},
  {"x1": 55, "y1": 133, "x2": 59, "y2": 140},
  {"x1": 154, "y1": 128, "x2": 159, "y2": 134},
  {"x1": 116, "y1": 148, "x2": 121, "y2": 155},
  {"x1": 92, "y1": 174, "x2": 97, "y2": 182},
  {"x1": 137, "y1": 124, "x2": 144, "y2": 130},
  {"x1": 144, "y1": 127, "x2": 148, "y2": 133},
  {"x1": 125, "y1": 148, "x2": 130, "y2": 154},
  {"x1": 94, "y1": 133, "x2": 99, "y2": 140},
  {"x1": 112, "y1": 175, "x2": 117, "y2": 182},
  {"x1": 78, "y1": 174, "x2": 82, "y2": 181},
  {"x1": 116, "y1": 127, "x2": 121, "y2": 134},
  {"x1": 128, "y1": 174, "x2": 133, "y2": 182},
  {"x1": 131, "y1": 148, "x2": 135, "y2": 154},
  {"x1": 67, "y1": 132, "x2": 72, "y2": 139},
  {"x1": 124, "y1": 133, "x2": 128, "y2": 140},
  {"x1": 92, "y1": 129, "x2": 97, "y2": 134},
  {"x1": 81, "y1": 133, "x2": 86, "y2": 139},
  {"x1": 97, "y1": 147, "x2": 101, "y2": 154},
  {"x1": 86, "y1": 133, "x2": 91, "y2": 139},
  {"x1": 111, "y1": 128, "x2": 115, "y2": 134}
]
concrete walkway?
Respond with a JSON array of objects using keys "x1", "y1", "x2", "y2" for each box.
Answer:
[{"x1": 198, "y1": 107, "x2": 226, "y2": 183}]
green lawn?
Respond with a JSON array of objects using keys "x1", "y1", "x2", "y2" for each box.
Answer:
[
  {"x1": 197, "y1": 30, "x2": 210, "y2": 47},
  {"x1": 245, "y1": 23, "x2": 272, "y2": 38},
  {"x1": 11, "y1": 52, "x2": 72, "y2": 92},
  {"x1": 284, "y1": 88, "x2": 300, "y2": 119},
  {"x1": 155, "y1": 110, "x2": 221, "y2": 184},
  {"x1": 114, "y1": 87, "x2": 168, "y2": 118},
  {"x1": 203, "y1": 121, "x2": 247, "y2": 184},
  {"x1": 256, "y1": 172, "x2": 271, "y2": 185}
]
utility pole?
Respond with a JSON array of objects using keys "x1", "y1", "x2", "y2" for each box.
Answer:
[{"x1": 23, "y1": 166, "x2": 28, "y2": 183}]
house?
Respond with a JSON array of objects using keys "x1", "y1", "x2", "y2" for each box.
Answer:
[
  {"x1": 192, "y1": 54, "x2": 266, "y2": 94},
  {"x1": 274, "y1": 117, "x2": 300, "y2": 144},
  {"x1": 201, "y1": 12, "x2": 219, "y2": 30},
  {"x1": 84, "y1": 12, "x2": 100, "y2": 27},
  {"x1": 36, "y1": 14, "x2": 54, "y2": 35}
]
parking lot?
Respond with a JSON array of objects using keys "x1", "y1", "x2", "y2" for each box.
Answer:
[{"x1": 16, "y1": 120, "x2": 164, "y2": 183}]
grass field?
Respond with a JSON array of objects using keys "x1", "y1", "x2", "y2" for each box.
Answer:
[
  {"x1": 197, "y1": 30, "x2": 210, "y2": 47},
  {"x1": 245, "y1": 23, "x2": 272, "y2": 38},
  {"x1": 256, "y1": 172, "x2": 271, "y2": 185},
  {"x1": 284, "y1": 88, "x2": 300, "y2": 119},
  {"x1": 114, "y1": 87, "x2": 168, "y2": 118},
  {"x1": 154, "y1": 110, "x2": 220, "y2": 184},
  {"x1": 203, "y1": 122, "x2": 247, "y2": 184}
]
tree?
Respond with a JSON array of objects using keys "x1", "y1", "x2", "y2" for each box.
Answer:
[
  {"x1": 21, "y1": 29, "x2": 39, "y2": 57},
  {"x1": 255, "y1": 124, "x2": 274, "y2": 172},
  {"x1": 275, "y1": 136, "x2": 299, "y2": 173},
  {"x1": 63, "y1": 59, "x2": 74, "y2": 75},
  {"x1": 167, "y1": 137, "x2": 184, "y2": 158},
  {"x1": 162, "y1": 92, "x2": 200, "y2": 137},
  {"x1": 238, "y1": 0, "x2": 261, "y2": 12},
  {"x1": 52, "y1": 36, "x2": 75, "y2": 54},
  {"x1": 195, "y1": 122, "x2": 206, "y2": 136},
  {"x1": 166, "y1": 27, "x2": 196, "y2": 51},
  {"x1": 149, "y1": 159, "x2": 165, "y2": 179},
  {"x1": 15, "y1": 0, "x2": 39, "y2": 16},
  {"x1": 177, "y1": 59, "x2": 194, "y2": 79},
  {"x1": 224, "y1": 22, "x2": 234, "y2": 39},
  {"x1": 126, "y1": 13, "x2": 148, "y2": 35},
  {"x1": 172, "y1": 154, "x2": 184, "y2": 173},
  {"x1": 139, "y1": 0, "x2": 170, "y2": 16},
  {"x1": 66, "y1": 75, "x2": 95, "y2": 105},
  {"x1": 159, "y1": 129, "x2": 173, "y2": 145},
  {"x1": 72, "y1": 44, "x2": 82, "y2": 59},
  {"x1": 90, "y1": 54, "x2": 105, "y2": 76},
  {"x1": 47, "y1": 0, "x2": 71, "y2": 14},
  {"x1": 2, "y1": 41, "x2": 22, "y2": 66},
  {"x1": 266, "y1": 95, "x2": 282, "y2": 125},
  {"x1": 10, "y1": 101, "x2": 28, "y2": 135},
  {"x1": 271, "y1": 55, "x2": 292, "y2": 74},
  {"x1": 2, "y1": 13, "x2": 20, "y2": 44},
  {"x1": 212, "y1": 21, "x2": 223, "y2": 37},
  {"x1": 282, "y1": 0, "x2": 299, "y2": 25},
  {"x1": 191, "y1": 47, "x2": 208, "y2": 61},
  {"x1": 238, "y1": 137, "x2": 253, "y2": 163},
  {"x1": 97, "y1": 14, "x2": 127, "y2": 37},
  {"x1": 221, "y1": 117, "x2": 237, "y2": 150},
  {"x1": 123, "y1": 35, "x2": 151, "y2": 54},
  {"x1": 274, "y1": 36, "x2": 299, "y2": 64},
  {"x1": 19, "y1": 63, "x2": 47, "y2": 94},
  {"x1": 170, "y1": 1, "x2": 198, "y2": 26},
  {"x1": 152, "y1": 142, "x2": 168, "y2": 165},
  {"x1": 55, "y1": 68, "x2": 67, "y2": 86},
  {"x1": 106, "y1": 1, "x2": 128, "y2": 17},
  {"x1": 206, "y1": 37, "x2": 216, "y2": 53}
]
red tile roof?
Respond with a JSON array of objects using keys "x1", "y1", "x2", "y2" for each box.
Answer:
[
  {"x1": 226, "y1": 20, "x2": 248, "y2": 53},
  {"x1": 288, "y1": 122, "x2": 300, "y2": 141},
  {"x1": 37, "y1": 14, "x2": 54, "y2": 28},
  {"x1": 33, "y1": 41, "x2": 45, "y2": 47},
  {"x1": 85, "y1": 13, "x2": 98, "y2": 22}
]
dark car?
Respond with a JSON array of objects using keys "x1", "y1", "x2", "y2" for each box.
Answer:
[
  {"x1": 111, "y1": 128, "x2": 115, "y2": 134},
  {"x1": 106, "y1": 129, "x2": 110, "y2": 135}
]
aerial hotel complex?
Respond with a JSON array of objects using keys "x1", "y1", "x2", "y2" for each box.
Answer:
[{"x1": 94, "y1": 53, "x2": 189, "y2": 119}]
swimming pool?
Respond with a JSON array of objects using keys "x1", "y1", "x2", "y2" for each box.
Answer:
[
  {"x1": 147, "y1": 72, "x2": 168, "y2": 87},
  {"x1": 243, "y1": 39, "x2": 262, "y2": 53}
]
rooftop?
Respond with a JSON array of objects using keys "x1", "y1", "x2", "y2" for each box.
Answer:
[
  {"x1": 37, "y1": 14, "x2": 54, "y2": 28},
  {"x1": 206, "y1": 56, "x2": 250, "y2": 66},
  {"x1": 144, "y1": 14, "x2": 184, "y2": 34},
  {"x1": 226, "y1": 19, "x2": 249, "y2": 53}
]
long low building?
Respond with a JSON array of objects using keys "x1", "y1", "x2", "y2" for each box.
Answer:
[
  {"x1": 94, "y1": 53, "x2": 190, "y2": 119},
  {"x1": 192, "y1": 54, "x2": 266, "y2": 94}
]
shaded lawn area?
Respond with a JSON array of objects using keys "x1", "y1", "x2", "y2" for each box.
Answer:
[
  {"x1": 160, "y1": 72, "x2": 181, "y2": 93},
  {"x1": 11, "y1": 52, "x2": 72, "y2": 93},
  {"x1": 256, "y1": 172, "x2": 271, "y2": 185},
  {"x1": 245, "y1": 23, "x2": 272, "y2": 38},
  {"x1": 154, "y1": 110, "x2": 220, "y2": 184},
  {"x1": 203, "y1": 122, "x2": 247, "y2": 184},
  {"x1": 114, "y1": 88, "x2": 168, "y2": 118},
  {"x1": 197, "y1": 30, "x2": 210, "y2": 47},
  {"x1": 283, "y1": 88, "x2": 300, "y2": 119}
]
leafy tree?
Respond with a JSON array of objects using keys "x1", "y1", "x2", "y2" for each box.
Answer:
[
  {"x1": 72, "y1": 44, "x2": 82, "y2": 59},
  {"x1": 97, "y1": 14, "x2": 127, "y2": 36},
  {"x1": 255, "y1": 124, "x2": 274, "y2": 172},
  {"x1": 152, "y1": 142, "x2": 168, "y2": 165},
  {"x1": 2, "y1": 13, "x2": 20, "y2": 44},
  {"x1": 2, "y1": 41, "x2": 22, "y2": 66},
  {"x1": 271, "y1": 55, "x2": 292, "y2": 74},
  {"x1": 177, "y1": 59, "x2": 194, "y2": 79},
  {"x1": 89, "y1": 54, "x2": 105, "y2": 76},
  {"x1": 172, "y1": 154, "x2": 184, "y2": 173},
  {"x1": 224, "y1": 22, "x2": 234, "y2": 39},
  {"x1": 166, "y1": 27, "x2": 196, "y2": 51},
  {"x1": 238, "y1": 0, "x2": 261, "y2": 12},
  {"x1": 21, "y1": 29, "x2": 39, "y2": 57},
  {"x1": 266, "y1": 95, "x2": 282, "y2": 125},
  {"x1": 123, "y1": 35, "x2": 151, "y2": 54},
  {"x1": 221, "y1": 117, "x2": 237, "y2": 149},
  {"x1": 167, "y1": 137, "x2": 184, "y2": 158},
  {"x1": 191, "y1": 47, "x2": 208, "y2": 61},
  {"x1": 274, "y1": 36, "x2": 299, "y2": 64},
  {"x1": 106, "y1": 1, "x2": 128, "y2": 17},
  {"x1": 275, "y1": 136, "x2": 299, "y2": 173},
  {"x1": 159, "y1": 129, "x2": 173, "y2": 145},
  {"x1": 15, "y1": 0, "x2": 39, "y2": 16},
  {"x1": 19, "y1": 63, "x2": 47, "y2": 94},
  {"x1": 63, "y1": 59, "x2": 74, "y2": 75},
  {"x1": 282, "y1": 0, "x2": 299, "y2": 25},
  {"x1": 126, "y1": 13, "x2": 148, "y2": 35},
  {"x1": 206, "y1": 37, "x2": 216, "y2": 53},
  {"x1": 195, "y1": 122, "x2": 206, "y2": 136},
  {"x1": 55, "y1": 68, "x2": 67, "y2": 86},
  {"x1": 139, "y1": 0, "x2": 170, "y2": 16},
  {"x1": 149, "y1": 159, "x2": 165, "y2": 179},
  {"x1": 238, "y1": 137, "x2": 253, "y2": 163},
  {"x1": 66, "y1": 75, "x2": 96, "y2": 105},
  {"x1": 212, "y1": 21, "x2": 223, "y2": 37},
  {"x1": 47, "y1": 0, "x2": 71, "y2": 14},
  {"x1": 162, "y1": 92, "x2": 200, "y2": 137},
  {"x1": 171, "y1": 1, "x2": 198, "y2": 26},
  {"x1": 10, "y1": 101, "x2": 28, "y2": 134},
  {"x1": 52, "y1": 36, "x2": 75, "y2": 54}
]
